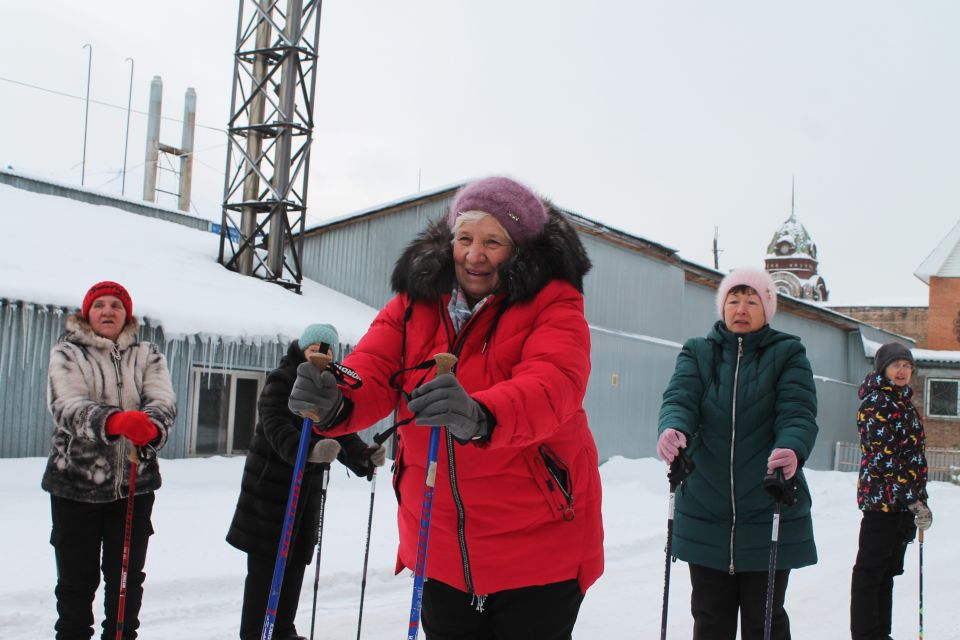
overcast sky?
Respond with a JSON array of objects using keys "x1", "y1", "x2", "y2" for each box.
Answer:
[{"x1": 2, "y1": 1, "x2": 958, "y2": 304}]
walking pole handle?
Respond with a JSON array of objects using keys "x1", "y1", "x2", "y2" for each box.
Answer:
[
  {"x1": 668, "y1": 448, "x2": 695, "y2": 490},
  {"x1": 433, "y1": 353, "x2": 457, "y2": 376}
]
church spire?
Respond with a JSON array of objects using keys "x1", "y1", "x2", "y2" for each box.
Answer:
[{"x1": 790, "y1": 175, "x2": 797, "y2": 222}]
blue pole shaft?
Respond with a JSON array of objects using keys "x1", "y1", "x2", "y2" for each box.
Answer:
[
  {"x1": 261, "y1": 418, "x2": 314, "y2": 640},
  {"x1": 406, "y1": 425, "x2": 441, "y2": 640}
]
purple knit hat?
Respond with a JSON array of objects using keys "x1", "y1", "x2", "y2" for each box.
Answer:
[
  {"x1": 448, "y1": 176, "x2": 548, "y2": 244},
  {"x1": 715, "y1": 267, "x2": 778, "y2": 324}
]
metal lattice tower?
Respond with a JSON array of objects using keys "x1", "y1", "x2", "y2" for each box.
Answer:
[{"x1": 218, "y1": 0, "x2": 323, "y2": 292}]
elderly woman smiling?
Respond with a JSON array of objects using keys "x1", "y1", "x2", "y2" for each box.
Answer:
[{"x1": 287, "y1": 176, "x2": 604, "y2": 640}]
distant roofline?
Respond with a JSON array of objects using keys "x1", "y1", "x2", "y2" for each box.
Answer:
[
  {"x1": 0, "y1": 166, "x2": 212, "y2": 233},
  {"x1": 302, "y1": 182, "x2": 889, "y2": 333},
  {"x1": 303, "y1": 181, "x2": 467, "y2": 235},
  {"x1": 915, "y1": 218, "x2": 960, "y2": 284}
]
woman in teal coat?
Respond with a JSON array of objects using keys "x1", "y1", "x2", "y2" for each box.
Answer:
[{"x1": 657, "y1": 267, "x2": 818, "y2": 640}]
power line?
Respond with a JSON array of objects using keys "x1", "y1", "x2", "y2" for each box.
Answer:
[{"x1": 0, "y1": 74, "x2": 226, "y2": 133}]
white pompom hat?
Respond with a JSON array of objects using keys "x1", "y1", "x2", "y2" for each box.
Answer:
[{"x1": 715, "y1": 267, "x2": 777, "y2": 324}]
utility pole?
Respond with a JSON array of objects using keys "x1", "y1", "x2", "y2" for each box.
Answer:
[
  {"x1": 80, "y1": 44, "x2": 92, "y2": 186},
  {"x1": 121, "y1": 57, "x2": 134, "y2": 196},
  {"x1": 713, "y1": 226, "x2": 721, "y2": 270}
]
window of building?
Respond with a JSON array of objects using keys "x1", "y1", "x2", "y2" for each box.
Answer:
[
  {"x1": 190, "y1": 368, "x2": 265, "y2": 455},
  {"x1": 926, "y1": 378, "x2": 960, "y2": 418}
]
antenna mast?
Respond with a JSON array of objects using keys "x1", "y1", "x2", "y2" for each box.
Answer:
[{"x1": 218, "y1": 0, "x2": 324, "y2": 292}]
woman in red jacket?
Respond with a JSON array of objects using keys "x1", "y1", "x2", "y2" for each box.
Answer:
[{"x1": 289, "y1": 176, "x2": 603, "y2": 639}]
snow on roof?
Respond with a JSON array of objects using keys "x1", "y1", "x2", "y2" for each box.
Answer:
[
  {"x1": 1, "y1": 182, "x2": 378, "y2": 343},
  {"x1": 858, "y1": 338, "x2": 960, "y2": 366},
  {"x1": 915, "y1": 218, "x2": 960, "y2": 284},
  {"x1": 912, "y1": 348, "x2": 960, "y2": 365},
  {"x1": 1, "y1": 166, "x2": 217, "y2": 225}
]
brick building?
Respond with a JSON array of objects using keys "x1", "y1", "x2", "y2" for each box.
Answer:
[
  {"x1": 829, "y1": 306, "x2": 928, "y2": 348},
  {"x1": 912, "y1": 220, "x2": 960, "y2": 449}
]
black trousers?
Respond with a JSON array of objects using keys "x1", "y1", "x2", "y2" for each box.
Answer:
[
  {"x1": 420, "y1": 578, "x2": 584, "y2": 640},
  {"x1": 850, "y1": 510, "x2": 916, "y2": 640},
  {"x1": 688, "y1": 563, "x2": 791, "y2": 640},
  {"x1": 239, "y1": 552, "x2": 308, "y2": 640},
  {"x1": 50, "y1": 492, "x2": 155, "y2": 640}
]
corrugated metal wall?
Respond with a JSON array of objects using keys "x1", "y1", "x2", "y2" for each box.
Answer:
[
  {"x1": 301, "y1": 197, "x2": 452, "y2": 309},
  {"x1": 0, "y1": 301, "x2": 65, "y2": 457},
  {"x1": 297, "y1": 201, "x2": 898, "y2": 469},
  {"x1": 580, "y1": 235, "x2": 686, "y2": 341}
]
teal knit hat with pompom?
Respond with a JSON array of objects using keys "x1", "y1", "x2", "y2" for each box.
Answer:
[{"x1": 299, "y1": 323, "x2": 339, "y2": 359}]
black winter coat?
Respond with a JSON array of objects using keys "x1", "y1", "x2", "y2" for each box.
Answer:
[{"x1": 226, "y1": 341, "x2": 371, "y2": 564}]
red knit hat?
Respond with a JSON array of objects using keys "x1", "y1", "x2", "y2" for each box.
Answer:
[{"x1": 82, "y1": 281, "x2": 133, "y2": 321}]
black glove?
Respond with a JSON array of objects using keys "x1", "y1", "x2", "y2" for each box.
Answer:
[
  {"x1": 407, "y1": 374, "x2": 488, "y2": 444},
  {"x1": 288, "y1": 362, "x2": 344, "y2": 429}
]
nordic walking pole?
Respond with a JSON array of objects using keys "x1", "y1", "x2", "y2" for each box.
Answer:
[
  {"x1": 761, "y1": 468, "x2": 797, "y2": 640},
  {"x1": 262, "y1": 351, "x2": 332, "y2": 640},
  {"x1": 308, "y1": 463, "x2": 331, "y2": 640},
  {"x1": 114, "y1": 445, "x2": 140, "y2": 640},
  {"x1": 407, "y1": 352, "x2": 457, "y2": 640},
  {"x1": 356, "y1": 428, "x2": 392, "y2": 640},
  {"x1": 919, "y1": 528, "x2": 924, "y2": 640},
  {"x1": 660, "y1": 448, "x2": 694, "y2": 640}
]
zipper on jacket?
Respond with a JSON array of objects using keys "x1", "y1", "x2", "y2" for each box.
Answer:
[
  {"x1": 111, "y1": 342, "x2": 126, "y2": 501},
  {"x1": 434, "y1": 295, "x2": 495, "y2": 602},
  {"x1": 445, "y1": 430, "x2": 476, "y2": 596},
  {"x1": 728, "y1": 336, "x2": 743, "y2": 574}
]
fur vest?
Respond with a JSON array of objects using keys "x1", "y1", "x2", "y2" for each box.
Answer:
[{"x1": 42, "y1": 314, "x2": 176, "y2": 503}]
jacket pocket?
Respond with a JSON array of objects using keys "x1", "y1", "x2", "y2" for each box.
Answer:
[{"x1": 524, "y1": 444, "x2": 575, "y2": 522}]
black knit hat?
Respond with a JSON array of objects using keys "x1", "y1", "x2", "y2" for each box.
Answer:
[{"x1": 874, "y1": 342, "x2": 914, "y2": 376}]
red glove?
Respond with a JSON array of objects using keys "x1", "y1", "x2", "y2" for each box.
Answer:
[{"x1": 105, "y1": 411, "x2": 159, "y2": 446}]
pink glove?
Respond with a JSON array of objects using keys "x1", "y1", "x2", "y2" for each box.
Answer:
[
  {"x1": 657, "y1": 429, "x2": 687, "y2": 463},
  {"x1": 767, "y1": 448, "x2": 798, "y2": 480}
]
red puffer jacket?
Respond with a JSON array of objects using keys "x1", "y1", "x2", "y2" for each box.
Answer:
[{"x1": 324, "y1": 210, "x2": 604, "y2": 596}]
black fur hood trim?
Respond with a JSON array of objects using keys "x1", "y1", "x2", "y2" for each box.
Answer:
[{"x1": 390, "y1": 206, "x2": 592, "y2": 304}]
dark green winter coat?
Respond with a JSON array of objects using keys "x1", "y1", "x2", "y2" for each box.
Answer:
[{"x1": 658, "y1": 321, "x2": 818, "y2": 573}]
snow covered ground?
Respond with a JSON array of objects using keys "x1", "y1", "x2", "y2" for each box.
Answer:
[{"x1": 2, "y1": 455, "x2": 957, "y2": 639}]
